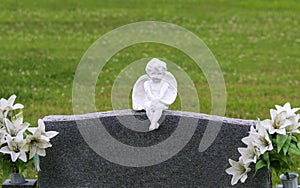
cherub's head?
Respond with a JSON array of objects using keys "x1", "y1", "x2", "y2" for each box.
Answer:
[{"x1": 145, "y1": 58, "x2": 167, "y2": 82}]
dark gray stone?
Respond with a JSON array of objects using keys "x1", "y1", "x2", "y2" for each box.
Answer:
[
  {"x1": 39, "y1": 110, "x2": 271, "y2": 188},
  {"x1": 2, "y1": 179, "x2": 37, "y2": 188}
]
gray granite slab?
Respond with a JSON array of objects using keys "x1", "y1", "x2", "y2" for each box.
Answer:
[{"x1": 39, "y1": 110, "x2": 271, "y2": 188}]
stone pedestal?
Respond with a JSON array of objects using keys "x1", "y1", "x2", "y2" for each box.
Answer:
[{"x1": 2, "y1": 179, "x2": 37, "y2": 188}]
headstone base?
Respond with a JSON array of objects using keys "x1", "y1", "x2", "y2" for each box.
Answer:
[{"x1": 2, "y1": 179, "x2": 37, "y2": 188}]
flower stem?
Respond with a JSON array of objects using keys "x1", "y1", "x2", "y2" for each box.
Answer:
[{"x1": 12, "y1": 162, "x2": 19, "y2": 173}]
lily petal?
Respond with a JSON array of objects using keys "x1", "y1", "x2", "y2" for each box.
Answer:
[
  {"x1": 38, "y1": 119, "x2": 45, "y2": 132},
  {"x1": 28, "y1": 127, "x2": 37, "y2": 134},
  {"x1": 11, "y1": 152, "x2": 19, "y2": 162},
  {"x1": 283, "y1": 102, "x2": 291, "y2": 109},
  {"x1": 7, "y1": 95, "x2": 16, "y2": 107},
  {"x1": 240, "y1": 174, "x2": 248, "y2": 183},
  {"x1": 30, "y1": 145, "x2": 37, "y2": 159},
  {"x1": 37, "y1": 148, "x2": 46, "y2": 157},
  {"x1": 270, "y1": 109, "x2": 277, "y2": 120},
  {"x1": 46, "y1": 131, "x2": 58, "y2": 139},
  {"x1": 225, "y1": 167, "x2": 237, "y2": 175},
  {"x1": 19, "y1": 151, "x2": 27, "y2": 162},
  {"x1": 0, "y1": 146, "x2": 12, "y2": 154},
  {"x1": 276, "y1": 128, "x2": 286, "y2": 135},
  {"x1": 231, "y1": 173, "x2": 242, "y2": 185},
  {"x1": 13, "y1": 103, "x2": 24, "y2": 110}
]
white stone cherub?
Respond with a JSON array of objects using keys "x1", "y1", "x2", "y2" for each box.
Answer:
[{"x1": 132, "y1": 58, "x2": 177, "y2": 131}]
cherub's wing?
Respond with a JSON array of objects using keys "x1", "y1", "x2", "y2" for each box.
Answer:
[
  {"x1": 161, "y1": 71, "x2": 178, "y2": 105},
  {"x1": 132, "y1": 75, "x2": 150, "y2": 111}
]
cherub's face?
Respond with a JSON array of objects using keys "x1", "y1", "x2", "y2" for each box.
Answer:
[{"x1": 148, "y1": 67, "x2": 165, "y2": 81}]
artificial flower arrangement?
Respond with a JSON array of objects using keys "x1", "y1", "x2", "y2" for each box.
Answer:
[
  {"x1": 0, "y1": 94, "x2": 58, "y2": 183},
  {"x1": 226, "y1": 102, "x2": 300, "y2": 185}
]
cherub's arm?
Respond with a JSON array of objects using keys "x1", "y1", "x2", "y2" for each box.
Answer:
[
  {"x1": 144, "y1": 81, "x2": 155, "y2": 101},
  {"x1": 159, "y1": 82, "x2": 169, "y2": 99},
  {"x1": 158, "y1": 82, "x2": 169, "y2": 106}
]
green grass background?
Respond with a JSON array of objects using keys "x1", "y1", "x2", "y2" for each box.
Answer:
[{"x1": 0, "y1": 0, "x2": 299, "y2": 186}]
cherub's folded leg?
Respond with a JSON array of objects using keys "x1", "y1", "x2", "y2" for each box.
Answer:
[
  {"x1": 151, "y1": 107, "x2": 163, "y2": 130},
  {"x1": 145, "y1": 106, "x2": 156, "y2": 131},
  {"x1": 145, "y1": 106, "x2": 152, "y2": 120}
]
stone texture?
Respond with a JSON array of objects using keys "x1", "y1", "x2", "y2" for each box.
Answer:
[
  {"x1": 39, "y1": 110, "x2": 271, "y2": 188},
  {"x1": 2, "y1": 179, "x2": 37, "y2": 188}
]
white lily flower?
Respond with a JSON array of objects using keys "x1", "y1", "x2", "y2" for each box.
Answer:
[
  {"x1": 243, "y1": 122, "x2": 273, "y2": 155},
  {"x1": 0, "y1": 133, "x2": 27, "y2": 162},
  {"x1": 0, "y1": 95, "x2": 24, "y2": 117},
  {"x1": 275, "y1": 102, "x2": 300, "y2": 118},
  {"x1": 5, "y1": 118, "x2": 29, "y2": 137},
  {"x1": 28, "y1": 119, "x2": 58, "y2": 139},
  {"x1": 238, "y1": 142, "x2": 261, "y2": 164},
  {"x1": 285, "y1": 114, "x2": 300, "y2": 134},
  {"x1": 225, "y1": 158, "x2": 251, "y2": 185},
  {"x1": 241, "y1": 125, "x2": 257, "y2": 146},
  {"x1": 261, "y1": 110, "x2": 291, "y2": 135},
  {"x1": 241, "y1": 123, "x2": 265, "y2": 145},
  {"x1": 254, "y1": 125, "x2": 273, "y2": 154},
  {"x1": 24, "y1": 128, "x2": 52, "y2": 159},
  {"x1": 256, "y1": 120, "x2": 269, "y2": 133}
]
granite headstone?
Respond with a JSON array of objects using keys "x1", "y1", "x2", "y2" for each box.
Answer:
[{"x1": 39, "y1": 110, "x2": 271, "y2": 188}]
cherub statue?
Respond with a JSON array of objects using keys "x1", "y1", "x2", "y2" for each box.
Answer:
[{"x1": 132, "y1": 58, "x2": 177, "y2": 131}]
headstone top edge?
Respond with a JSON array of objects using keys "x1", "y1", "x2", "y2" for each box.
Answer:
[{"x1": 42, "y1": 109, "x2": 255, "y2": 126}]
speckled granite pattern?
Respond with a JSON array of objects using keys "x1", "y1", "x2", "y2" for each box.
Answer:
[{"x1": 39, "y1": 110, "x2": 271, "y2": 188}]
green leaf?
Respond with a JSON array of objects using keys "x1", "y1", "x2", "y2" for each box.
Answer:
[
  {"x1": 297, "y1": 142, "x2": 300, "y2": 150},
  {"x1": 288, "y1": 143, "x2": 300, "y2": 155},
  {"x1": 277, "y1": 134, "x2": 289, "y2": 153},
  {"x1": 292, "y1": 136, "x2": 298, "y2": 142},
  {"x1": 279, "y1": 156, "x2": 289, "y2": 166},
  {"x1": 282, "y1": 135, "x2": 292, "y2": 155},
  {"x1": 255, "y1": 160, "x2": 267, "y2": 173},
  {"x1": 262, "y1": 152, "x2": 270, "y2": 169},
  {"x1": 1, "y1": 155, "x2": 13, "y2": 184}
]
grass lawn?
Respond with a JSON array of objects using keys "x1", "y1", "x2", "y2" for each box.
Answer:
[{"x1": 0, "y1": 0, "x2": 299, "y2": 186}]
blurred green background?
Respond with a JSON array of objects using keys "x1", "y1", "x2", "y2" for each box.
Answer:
[{"x1": 0, "y1": 0, "x2": 299, "y2": 186}]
